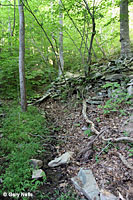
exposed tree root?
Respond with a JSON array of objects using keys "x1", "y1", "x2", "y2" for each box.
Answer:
[
  {"x1": 77, "y1": 100, "x2": 102, "y2": 160},
  {"x1": 102, "y1": 136, "x2": 133, "y2": 143},
  {"x1": 82, "y1": 99, "x2": 100, "y2": 135}
]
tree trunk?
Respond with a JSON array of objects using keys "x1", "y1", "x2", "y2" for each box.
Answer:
[
  {"x1": 59, "y1": 0, "x2": 64, "y2": 76},
  {"x1": 83, "y1": 0, "x2": 96, "y2": 75},
  {"x1": 18, "y1": 0, "x2": 27, "y2": 112},
  {"x1": 120, "y1": 0, "x2": 131, "y2": 57},
  {"x1": 8, "y1": 15, "x2": 12, "y2": 55},
  {"x1": 51, "y1": 0, "x2": 56, "y2": 68}
]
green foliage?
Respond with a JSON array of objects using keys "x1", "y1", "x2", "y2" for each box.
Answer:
[
  {"x1": 0, "y1": 103, "x2": 48, "y2": 196},
  {"x1": 98, "y1": 82, "x2": 132, "y2": 115},
  {"x1": 0, "y1": 0, "x2": 132, "y2": 97},
  {"x1": 55, "y1": 190, "x2": 79, "y2": 200},
  {"x1": 84, "y1": 126, "x2": 92, "y2": 137},
  {"x1": 128, "y1": 148, "x2": 133, "y2": 157}
]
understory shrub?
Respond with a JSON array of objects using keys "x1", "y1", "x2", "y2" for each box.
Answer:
[{"x1": 98, "y1": 82, "x2": 132, "y2": 115}]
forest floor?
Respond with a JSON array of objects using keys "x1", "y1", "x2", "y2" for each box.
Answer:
[{"x1": 37, "y1": 95, "x2": 133, "y2": 200}]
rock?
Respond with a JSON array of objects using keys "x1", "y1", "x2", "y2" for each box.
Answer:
[
  {"x1": 91, "y1": 96, "x2": 103, "y2": 100},
  {"x1": 128, "y1": 75, "x2": 133, "y2": 80},
  {"x1": 92, "y1": 72, "x2": 103, "y2": 79},
  {"x1": 30, "y1": 159, "x2": 43, "y2": 169},
  {"x1": 100, "y1": 189, "x2": 118, "y2": 200},
  {"x1": 32, "y1": 169, "x2": 46, "y2": 179},
  {"x1": 48, "y1": 152, "x2": 73, "y2": 167},
  {"x1": 0, "y1": 113, "x2": 5, "y2": 118},
  {"x1": 127, "y1": 85, "x2": 133, "y2": 96},
  {"x1": 127, "y1": 79, "x2": 133, "y2": 96},
  {"x1": 105, "y1": 74, "x2": 123, "y2": 81},
  {"x1": 71, "y1": 168, "x2": 100, "y2": 200},
  {"x1": 0, "y1": 178, "x2": 3, "y2": 184},
  {"x1": 86, "y1": 100, "x2": 103, "y2": 105}
]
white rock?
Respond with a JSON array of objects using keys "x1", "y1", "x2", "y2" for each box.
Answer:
[
  {"x1": 32, "y1": 169, "x2": 46, "y2": 179},
  {"x1": 48, "y1": 152, "x2": 73, "y2": 167}
]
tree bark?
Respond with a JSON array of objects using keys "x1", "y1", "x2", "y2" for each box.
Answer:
[
  {"x1": 59, "y1": 0, "x2": 64, "y2": 76},
  {"x1": 120, "y1": 0, "x2": 131, "y2": 57},
  {"x1": 18, "y1": 0, "x2": 27, "y2": 112},
  {"x1": 83, "y1": 0, "x2": 96, "y2": 75},
  {"x1": 8, "y1": 9, "x2": 12, "y2": 55}
]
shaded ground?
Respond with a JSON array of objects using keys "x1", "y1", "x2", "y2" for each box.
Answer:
[{"x1": 38, "y1": 95, "x2": 133, "y2": 200}]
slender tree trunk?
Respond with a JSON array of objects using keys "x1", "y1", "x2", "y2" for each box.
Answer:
[
  {"x1": 51, "y1": 0, "x2": 55, "y2": 67},
  {"x1": 8, "y1": 8, "x2": 12, "y2": 55},
  {"x1": 59, "y1": 0, "x2": 64, "y2": 76},
  {"x1": 18, "y1": 0, "x2": 27, "y2": 112},
  {"x1": 120, "y1": 0, "x2": 131, "y2": 57},
  {"x1": 83, "y1": 0, "x2": 96, "y2": 75}
]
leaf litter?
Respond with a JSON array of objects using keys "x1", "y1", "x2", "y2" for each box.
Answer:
[{"x1": 39, "y1": 95, "x2": 133, "y2": 199}]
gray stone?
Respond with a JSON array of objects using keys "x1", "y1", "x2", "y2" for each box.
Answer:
[
  {"x1": 127, "y1": 79, "x2": 133, "y2": 86},
  {"x1": 32, "y1": 169, "x2": 46, "y2": 179},
  {"x1": 127, "y1": 79, "x2": 133, "y2": 96},
  {"x1": 86, "y1": 100, "x2": 103, "y2": 105},
  {"x1": 91, "y1": 96, "x2": 103, "y2": 100},
  {"x1": 92, "y1": 72, "x2": 103, "y2": 79},
  {"x1": 128, "y1": 75, "x2": 133, "y2": 80},
  {"x1": 0, "y1": 178, "x2": 3, "y2": 184},
  {"x1": 0, "y1": 113, "x2": 5, "y2": 118},
  {"x1": 127, "y1": 85, "x2": 133, "y2": 96},
  {"x1": 48, "y1": 152, "x2": 73, "y2": 167},
  {"x1": 71, "y1": 168, "x2": 100, "y2": 200},
  {"x1": 105, "y1": 74, "x2": 123, "y2": 81},
  {"x1": 30, "y1": 159, "x2": 43, "y2": 169}
]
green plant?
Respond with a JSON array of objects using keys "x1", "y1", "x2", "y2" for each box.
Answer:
[
  {"x1": 56, "y1": 191, "x2": 78, "y2": 200},
  {"x1": 0, "y1": 103, "x2": 48, "y2": 198},
  {"x1": 98, "y1": 82, "x2": 132, "y2": 115},
  {"x1": 123, "y1": 131, "x2": 129, "y2": 137},
  {"x1": 128, "y1": 149, "x2": 133, "y2": 157},
  {"x1": 95, "y1": 141, "x2": 114, "y2": 162},
  {"x1": 96, "y1": 117, "x2": 101, "y2": 122},
  {"x1": 95, "y1": 155, "x2": 100, "y2": 163},
  {"x1": 84, "y1": 128, "x2": 92, "y2": 137}
]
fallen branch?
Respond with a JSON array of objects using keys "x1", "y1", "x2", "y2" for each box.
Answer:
[
  {"x1": 118, "y1": 152, "x2": 133, "y2": 170},
  {"x1": 102, "y1": 136, "x2": 133, "y2": 143},
  {"x1": 110, "y1": 152, "x2": 133, "y2": 170},
  {"x1": 33, "y1": 91, "x2": 51, "y2": 105},
  {"x1": 82, "y1": 99, "x2": 100, "y2": 135}
]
